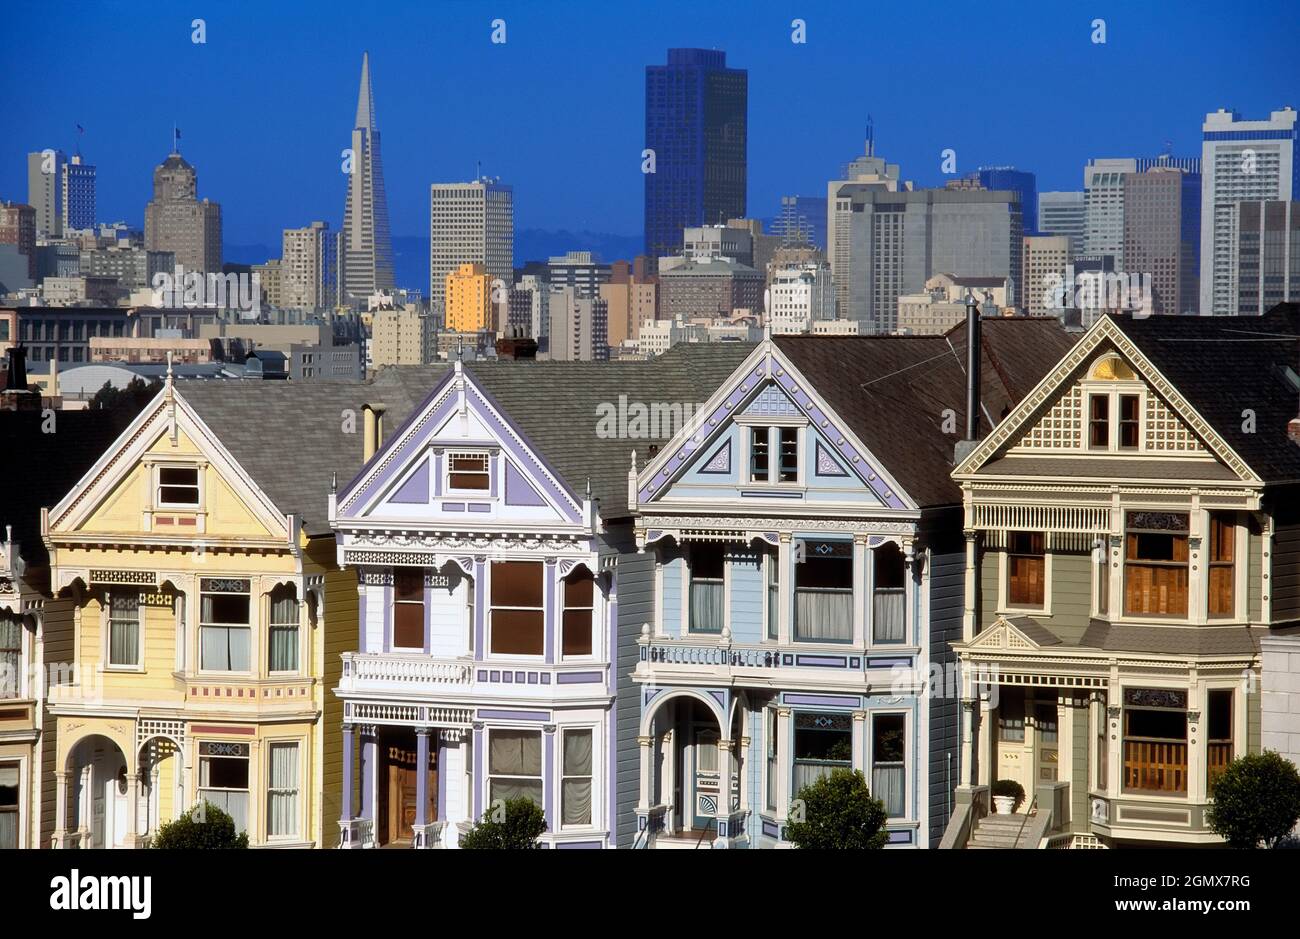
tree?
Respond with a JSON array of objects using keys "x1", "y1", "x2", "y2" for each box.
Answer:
[
  {"x1": 89, "y1": 377, "x2": 162, "y2": 413},
  {"x1": 150, "y1": 802, "x2": 249, "y2": 849},
  {"x1": 459, "y1": 797, "x2": 547, "y2": 849},
  {"x1": 785, "y1": 768, "x2": 889, "y2": 850},
  {"x1": 1206, "y1": 751, "x2": 1300, "y2": 848}
]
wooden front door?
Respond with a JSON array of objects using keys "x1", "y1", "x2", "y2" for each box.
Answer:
[{"x1": 378, "y1": 735, "x2": 436, "y2": 846}]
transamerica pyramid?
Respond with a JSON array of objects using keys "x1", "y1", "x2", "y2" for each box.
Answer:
[{"x1": 340, "y1": 51, "x2": 395, "y2": 302}]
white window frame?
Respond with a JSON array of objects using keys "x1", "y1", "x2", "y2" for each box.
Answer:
[
  {"x1": 0, "y1": 612, "x2": 26, "y2": 699},
  {"x1": 391, "y1": 568, "x2": 426, "y2": 653},
  {"x1": 444, "y1": 450, "x2": 491, "y2": 494},
  {"x1": 997, "y1": 534, "x2": 1055, "y2": 616},
  {"x1": 267, "y1": 584, "x2": 302, "y2": 675},
  {"x1": 265, "y1": 738, "x2": 302, "y2": 842},
  {"x1": 685, "y1": 542, "x2": 727, "y2": 637},
  {"x1": 739, "y1": 420, "x2": 806, "y2": 485},
  {"x1": 558, "y1": 725, "x2": 596, "y2": 830},
  {"x1": 197, "y1": 740, "x2": 251, "y2": 833},
  {"x1": 560, "y1": 568, "x2": 597, "y2": 661},
  {"x1": 104, "y1": 589, "x2": 145, "y2": 672},
  {"x1": 0, "y1": 756, "x2": 26, "y2": 849},
  {"x1": 487, "y1": 560, "x2": 545, "y2": 660},
  {"x1": 198, "y1": 578, "x2": 253, "y2": 675},
  {"x1": 154, "y1": 463, "x2": 203, "y2": 509},
  {"x1": 867, "y1": 709, "x2": 910, "y2": 821},
  {"x1": 485, "y1": 727, "x2": 544, "y2": 810}
]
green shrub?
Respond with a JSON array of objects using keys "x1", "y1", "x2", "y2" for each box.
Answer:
[
  {"x1": 991, "y1": 778, "x2": 1026, "y2": 812},
  {"x1": 150, "y1": 802, "x2": 249, "y2": 849},
  {"x1": 785, "y1": 768, "x2": 888, "y2": 850},
  {"x1": 459, "y1": 797, "x2": 547, "y2": 849},
  {"x1": 1206, "y1": 751, "x2": 1300, "y2": 848}
]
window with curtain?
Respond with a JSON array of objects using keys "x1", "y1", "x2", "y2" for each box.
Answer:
[
  {"x1": 393, "y1": 568, "x2": 425, "y2": 650},
  {"x1": 872, "y1": 713, "x2": 905, "y2": 818},
  {"x1": 765, "y1": 710, "x2": 779, "y2": 812},
  {"x1": 200, "y1": 579, "x2": 251, "y2": 672},
  {"x1": 0, "y1": 614, "x2": 21, "y2": 698},
  {"x1": 778, "y1": 427, "x2": 799, "y2": 482},
  {"x1": 268, "y1": 585, "x2": 299, "y2": 672},
  {"x1": 795, "y1": 541, "x2": 852, "y2": 642},
  {"x1": 562, "y1": 569, "x2": 594, "y2": 657},
  {"x1": 792, "y1": 712, "x2": 852, "y2": 795},
  {"x1": 266, "y1": 742, "x2": 299, "y2": 838},
  {"x1": 561, "y1": 728, "x2": 593, "y2": 827},
  {"x1": 0, "y1": 763, "x2": 17, "y2": 849},
  {"x1": 766, "y1": 551, "x2": 779, "y2": 640},
  {"x1": 108, "y1": 592, "x2": 140, "y2": 667},
  {"x1": 1208, "y1": 513, "x2": 1236, "y2": 618},
  {"x1": 1124, "y1": 512, "x2": 1189, "y2": 617},
  {"x1": 749, "y1": 426, "x2": 770, "y2": 481},
  {"x1": 1007, "y1": 532, "x2": 1045, "y2": 608},
  {"x1": 490, "y1": 561, "x2": 544, "y2": 655},
  {"x1": 872, "y1": 543, "x2": 905, "y2": 642},
  {"x1": 488, "y1": 729, "x2": 543, "y2": 807},
  {"x1": 689, "y1": 544, "x2": 725, "y2": 634},
  {"x1": 197, "y1": 741, "x2": 249, "y2": 832}
]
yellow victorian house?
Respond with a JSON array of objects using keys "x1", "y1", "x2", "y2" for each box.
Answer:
[{"x1": 42, "y1": 371, "x2": 366, "y2": 848}]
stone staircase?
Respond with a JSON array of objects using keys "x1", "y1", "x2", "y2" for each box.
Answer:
[{"x1": 965, "y1": 812, "x2": 1038, "y2": 849}]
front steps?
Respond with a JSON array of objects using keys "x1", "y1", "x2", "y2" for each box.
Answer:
[{"x1": 966, "y1": 812, "x2": 1037, "y2": 849}]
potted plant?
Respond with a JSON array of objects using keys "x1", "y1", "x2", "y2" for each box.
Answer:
[{"x1": 991, "y1": 779, "x2": 1025, "y2": 815}]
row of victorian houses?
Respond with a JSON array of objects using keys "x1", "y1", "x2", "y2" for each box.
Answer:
[{"x1": 2, "y1": 303, "x2": 1299, "y2": 849}]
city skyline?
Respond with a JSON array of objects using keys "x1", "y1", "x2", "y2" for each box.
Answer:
[{"x1": 2, "y1": 0, "x2": 1295, "y2": 254}]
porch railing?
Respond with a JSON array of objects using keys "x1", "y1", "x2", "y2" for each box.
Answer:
[
  {"x1": 341, "y1": 652, "x2": 474, "y2": 687},
  {"x1": 871, "y1": 588, "x2": 906, "y2": 643},
  {"x1": 338, "y1": 817, "x2": 375, "y2": 849},
  {"x1": 1122, "y1": 739, "x2": 1188, "y2": 793},
  {"x1": 634, "y1": 804, "x2": 668, "y2": 849}
]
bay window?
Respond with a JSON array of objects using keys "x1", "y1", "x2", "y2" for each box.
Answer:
[
  {"x1": 393, "y1": 568, "x2": 425, "y2": 650},
  {"x1": 688, "y1": 544, "x2": 725, "y2": 634},
  {"x1": 872, "y1": 543, "x2": 905, "y2": 642},
  {"x1": 268, "y1": 584, "x2": 299, "y2": 671},
  {"x1": 792, "y1": 712, "x2": 852, "y2": 793},
  {"x1": 266, "y1": 742, "x2": 300, "y2": 839},
  {"x1": 561, "y1": 568, "x2": 594, "y2": 657},
  {"x1": 488, "y1": 729, "x2": 543, "y2": 807},
  {"x1": 108, "y1": 591, "x2": 140, "y2": 667},
  {"x1": 198, "y1": 741, "x2": 250, "y2": 831},
  {"x1": 1122, "y1": 688, "x2": 1187, "y2": 794},
  {"x1": 200, "y1": 579, "x2": 250, "y2": 672},
  {"x1": 561, "y1": 728, "x2": 593, "y2": 827},
  {"x1": 1124, "y1": 512, "x2": 1189, "y2": 617},
  {"x1": 490, "y1": 561, "x2": 544, "y2": 655},
  {"x1": 795, "y1": 540, "x2": 852, "y2": 642},
  {"x1": 872, "y1": 714, "x2": 906, "y2": 818}
]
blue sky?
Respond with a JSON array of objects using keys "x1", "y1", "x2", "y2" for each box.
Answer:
[{"x1": 1, "y1": 0, "x2": 1296, "y2": 246}]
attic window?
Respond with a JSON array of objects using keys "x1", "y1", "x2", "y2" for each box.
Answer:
[
  {"x1": 447, "y1": 452, "x2": 489, "y2": 491},
  {"x1": 1089, "y1": 355, "x2": 1136, "y2": 381},
  {"x1": 157, "y1": 466, "x2": 200, "y2": 507}
]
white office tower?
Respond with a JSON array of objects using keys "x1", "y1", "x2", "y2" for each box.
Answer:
[
  {"x1": 1200, "y1": 107, "x2": 1298, "y2": 315},
  {"x1": 1083, "y1": 158, "x2": 1137, "y2": 266}
]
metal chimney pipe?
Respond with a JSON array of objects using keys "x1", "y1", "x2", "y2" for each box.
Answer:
[{"x1": 964, "y1": 294, "x2": 981, "y2": 441}]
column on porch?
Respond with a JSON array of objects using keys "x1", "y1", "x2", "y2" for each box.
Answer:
[
  {"x1": 715, "y1": 734, "x2": 734, "y2": 842},
  {"x1": 775, "y1": 706, "x2": 792, "y2": 826},
  {"x1": 852, "y1": 709, "x2": 867, "y2": 774},
  {"x1": 359, "y1": 725, "x2": 376, "y2": 822},
  {"x1": 340, "y1": 723, "x2": 355, "y2": 822},
  {"x1": 53, "y1": 770, "x2": 68, "y2": 848}
]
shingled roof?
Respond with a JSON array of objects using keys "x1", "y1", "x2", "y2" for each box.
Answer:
[
  {"x1": 1, "y1": 408, "x2": 138, "y2": 569},
  {"x1": 774, "y1": 317, "x2": 1076, "y2": 507},
  {"x1": 371, "y1": 343, "x2": 755, "y2": 520},
  {"x1": 1112, "y1": 304, "x2": 1300, "y2": 484}
]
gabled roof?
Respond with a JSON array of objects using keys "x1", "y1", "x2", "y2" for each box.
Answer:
[
  {"x1": 1, "y1": 408, "x2": 138, "y2": 568},
  {"x1": 369, "y1": 343, "x2": 755, "y2": 520},
  {"x1": 1112, "y1": 305, "x2": 1300, "y2": 483},
  {"x1": 773, "y1": 317, "x2": 1076, "y2": 507},
  {"x1": 176, "y1": 381, "x2": 373, "y2": 537}
]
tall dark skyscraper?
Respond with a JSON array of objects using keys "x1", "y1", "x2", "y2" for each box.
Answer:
[
  {"x1": 643, "y1": 48, "x2": 747, "y2": 262},
  {"x1": 977, "y1": 168, "x2": 1038, "y2": 235}
]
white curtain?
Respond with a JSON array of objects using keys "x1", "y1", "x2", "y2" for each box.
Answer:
[
  {"x1": 269, "y1": 591, "x2": 299, "y2": 672},
  {"x1": 0, "y1": 615, "x2": 20, "y2": 698},
  {"x1": 197, "y1": 785, "x2": 249, "y2": 833},
  {"x1": 792, "y1": 760, "x2": 839, "y2": 793},
  {"x1": 872, "y1": 589, "x2": 906, "y2": 643},
  {"x1": 794, "y1": 588, "x2": 853, "y2": 641},
  {"x1": 690, "y1": 580, "x2": 724, "y2": 633},
  {"x1": 488, "y1": 731, "x2": 543, "y2": 807},
  {"x1": 108, "y1": 593, "x2": 139, "y2": 666},
  {"x1": 872, "y1": 765, "x2": 904, "y2": 817},
  {"x1": 561, "y1": 730, "x2": 592, "y2": 827},
  {"x1": 267, "y1": 743, "x2": 299, "y2": 838},
  {"x1": 200, "y1": 626, "x2": 250, "y2": 672}
]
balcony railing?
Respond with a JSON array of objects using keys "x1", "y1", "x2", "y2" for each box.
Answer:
[
  {"x1": 1122, "y1": 739, "x2": 1187, "y2": 793},
  {"x1": 793, "y1": 587, "x2": 853, "y2": 642},
  {"x1": 341, "y1": 652, "x2": 473, "y2": 687},
  {"x1": 872, "y1": 588, "x2": 905, "y2": 643},
  {"x1": 643, "y1": 640, "x2": 781, "y2": 669}
]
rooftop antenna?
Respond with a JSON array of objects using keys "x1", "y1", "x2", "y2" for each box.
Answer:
[{"x1": 866, "y1": 115, "x2": 875, "y2": 157}]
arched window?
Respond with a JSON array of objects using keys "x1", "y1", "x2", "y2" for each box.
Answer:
[
  {"x1": 269, "y1": 584, "x2": 299, "y2": 672},
  {"x1": 562, "y1": 567, "x2": 595, "y2": 658},
  {"x1": 1089, "y1": 354, "x2": 1136, "y2": 381}
]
